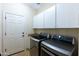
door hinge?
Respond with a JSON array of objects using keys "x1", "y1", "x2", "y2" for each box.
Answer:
[
  {"x1": 5, "y1": 49, "x2": 7, "y2": 52},
  {"x1": 5, "y1": 32, "x2": 6, "y2": 36},
  {"x1": 5, "y1": 16, "x2": 6, "y2": 20}
]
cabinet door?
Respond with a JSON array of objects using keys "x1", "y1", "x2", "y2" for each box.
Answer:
[
  {"x1": 44, "y1": 6, "x2": 55, "y2": 28},
  {"x1": 56, "y1": 4, "x2": 79, "y2": 28},
  {"x1": 33, "y1": 13, "x2": 44, "y2": 28}
]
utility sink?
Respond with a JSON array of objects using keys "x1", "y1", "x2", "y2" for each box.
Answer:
[{"x1": 31, "y1": 34, "x2": 45, "y2": 39}]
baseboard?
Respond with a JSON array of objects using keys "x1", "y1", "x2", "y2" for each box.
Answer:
[
  {"x1": 30, "y1": 46, "x2": 37, "y2": 50},
  {"x1": 8, "y1": 50, "x2": 24, "y2": 56}
]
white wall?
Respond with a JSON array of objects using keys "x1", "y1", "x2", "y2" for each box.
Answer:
[
  {"x1": 0, "y1": 3, "x2": 36, "y2": 53},
  {"x1": 36, "y1": 3, "x2": 54, "y2": 14},
  {"x1": 0, "y1": 4, "x2": 2, "y2": 54}
]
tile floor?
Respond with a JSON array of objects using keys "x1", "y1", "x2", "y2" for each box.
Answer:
[
  {"x1": 12, "y1": 47, "x2": 38, "y2": 56},
  {"x1": 12, "y1": 50, "x2": 30, "y2": 56}
]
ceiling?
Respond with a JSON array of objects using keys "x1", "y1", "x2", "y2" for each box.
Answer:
[{"x1": 26, "y1": 3, "x2": 54, "y2": 10}]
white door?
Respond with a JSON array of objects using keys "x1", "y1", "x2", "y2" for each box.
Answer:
[{"x1": 3, "y1": 12, "x2": 25, "y2": 55}]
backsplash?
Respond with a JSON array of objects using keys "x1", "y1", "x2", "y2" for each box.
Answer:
[{"x1": 34, "y1": 29, "x2": 78, "y2": 36}]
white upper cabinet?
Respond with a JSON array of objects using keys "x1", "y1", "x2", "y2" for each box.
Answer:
[
  {"x1": 33, "y1": 5, "x2": 55, "y2": 28},
  {"x1": 56, "y1": 4, "x2": 79, "y2": 28},
  {"x1": 33, "y1": 13, "x2": 44, "y2": 28},
  {"x1": 44, "y1": 6, "x2": 55, "y2": 28},
  {"x1": 33, "y1": 4, "x2": 79, "y2": 28}
]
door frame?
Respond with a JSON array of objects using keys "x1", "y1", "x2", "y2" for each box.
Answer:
[{"x1": 2, "y1": 11, "x2": 26, "y2": 56}]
